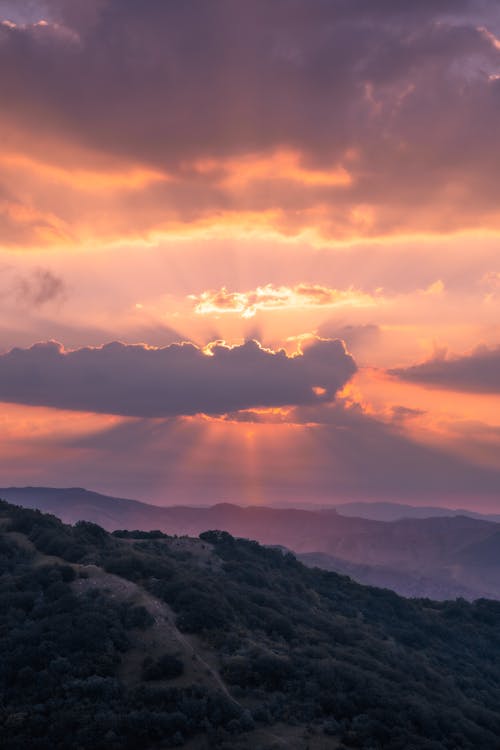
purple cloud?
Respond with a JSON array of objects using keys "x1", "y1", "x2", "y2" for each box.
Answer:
[
  {"x1": 0, "y1": 338, "x2": 356, "y2": 416},
  {"x1": 1, "y1": 0, "x2": 500, "y2": 242},
  {"x1": 14, "y1": 268, "x2": 66, "y2": 307},
  {"x1": 390, "y1": 346, "x2": 500, "y2": 393}
]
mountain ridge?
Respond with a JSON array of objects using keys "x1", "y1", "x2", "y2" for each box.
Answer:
[{"x1": 2, "y1": 486, "x2": 500, "y2": 600}]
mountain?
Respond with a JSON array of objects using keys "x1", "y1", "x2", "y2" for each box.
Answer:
[
  {"x1": 296, "y1": 552, "x2": 492, "y2": 601},
  {"x1": 333, "y1": 500, "x2": 500, "y2": 523},
  {"x1": 2, "y1": 499, "x2": 500, "y2": 750},
  {"x1": 3, "y1": 486, "x2": 500, "y2": 600},
  {"x1": 0, "y1": 486, "x2": 172, "y2": 529}
]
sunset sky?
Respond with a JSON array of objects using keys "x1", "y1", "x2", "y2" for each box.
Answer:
[{"x1": 1, "y1": 0, "x2": 500, "y2": 508}]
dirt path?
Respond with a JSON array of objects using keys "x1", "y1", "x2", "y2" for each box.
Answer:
[
  {"x1": 3, "y1": 530, "x2": 325, "y2": 749},
  {"x1": 72, "y1": 565, "x2": 238, "y2": 701}
]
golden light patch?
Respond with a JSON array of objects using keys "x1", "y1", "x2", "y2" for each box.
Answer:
[
  {"x1": 312, "y1": 386, "x2": 327, "y2": 397},
  {"x1": 0, "y1": 402, "x2": 120, "y2": 440},
  {"x1": 191, "y1": 283, "x2": 380, "y2": 318},
  {"x1": 478, "y1": 25, "x2": 500, "y2": 51}
]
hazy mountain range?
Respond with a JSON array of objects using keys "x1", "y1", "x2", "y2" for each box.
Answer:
[
  {"x1": 334, "y1": 500, "x2": 500, "y2": 523},
  {"x1": 2, "y1": 486, "x2": 500, "y2": 601}
]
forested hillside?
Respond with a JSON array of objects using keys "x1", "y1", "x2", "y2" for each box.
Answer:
[{"x1": 2, "y1": 499, "x2": 500, "y2": 750}]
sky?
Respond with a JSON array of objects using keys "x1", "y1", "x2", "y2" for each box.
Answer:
[{"x1": 0, "y1": 0, "x2": 500, "y2": 508}]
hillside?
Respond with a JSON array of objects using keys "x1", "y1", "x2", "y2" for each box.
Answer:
[
  {"x1": 4, "y1": 487, "x2": 500, "y2": 601},
  {"x1": 2, "y1": 500, "x2": 500, "y2": 749}
]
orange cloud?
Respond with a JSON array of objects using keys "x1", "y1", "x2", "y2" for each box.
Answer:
[
  {"x1": 0, "y1": 195, "x2": 71, "y2": 247},
  {"x1": 194, "y1": 149, "x2": 352, "y2": 189},
  {"x1": 1, "y1": 152, "x2": 169, "y2": 191},
  {"x1": 5, "y1": 135, "x2": 500, "y2": 251},
  {"x1": 2, "y1": 3, "x2": 500, "y2": 252}
]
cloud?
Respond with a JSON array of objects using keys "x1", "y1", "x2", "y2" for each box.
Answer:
[
  {"x1": 191, "y1": 284, "x2": 377, "y2": 319},
  {"x1": 390, "y1": 405, "x2": 426, "y2": 421},
  {"x1": 0, "y1": 337, "x2": 356, "y2": 416},
  {"x1": 14, "y1": 268, "x2": 66, "y2": 306},
  {"x1": 390, "y1": 345, "x2": 500, "y2": 393},
  {"x1": 1, "y1": 1, "x2": 500, "y2": 247}
]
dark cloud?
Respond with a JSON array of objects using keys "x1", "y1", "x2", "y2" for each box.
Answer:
[
  {"x1": 391, "y1": 405, "x2": 426, "y2": 421},
  {"x1": 14, "y1": 268, "x2": 66, "y2": 306},
  {"x1": 390, "y1": 346, "x2": 500, "y2": 393},
  {"x1": 1, "y1": 1, "x2": 499, "y2": 242},
  {"x1": 0, "y1": 337, "x2": 356, "y2": 416}
]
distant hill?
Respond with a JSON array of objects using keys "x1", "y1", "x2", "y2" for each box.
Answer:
[
  {"x1": 0, "y1": 486, "x2": 171, "y2": 529},
  {"x1": 2, "y1": 486, "x2": 500, "y2": 600},
  {"x1": 333, "y1": 500, "x2": 500, "y2": 523},
  {"x1": 297, "y1": 551, "x2": 494, "y2": 601},
  {"x1": 2, "y1": 499, "x2": 500, "y2": 750}
]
